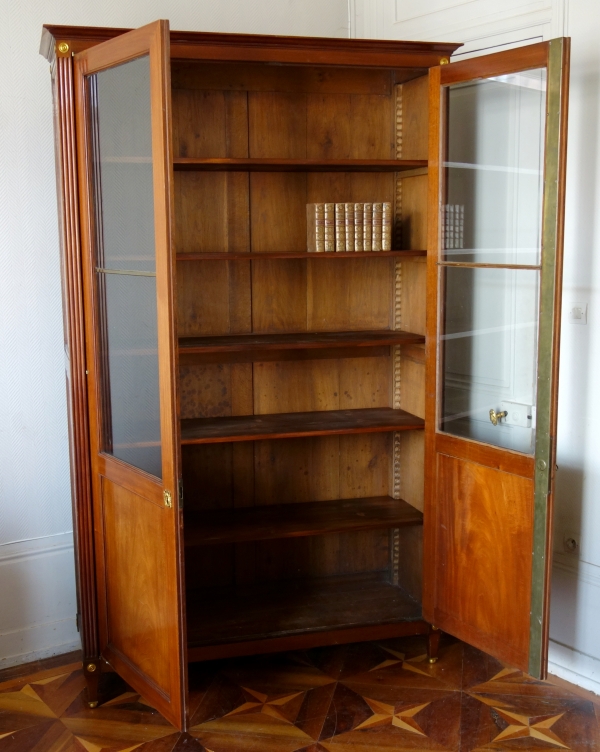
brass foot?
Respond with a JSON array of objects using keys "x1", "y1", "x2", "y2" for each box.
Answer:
[
  {"x1": 428, "y1": 657, "x2": 439, "y2": 665},
  {"x1": 87, "y1": 700, "x2": 99, "y2": 709}
]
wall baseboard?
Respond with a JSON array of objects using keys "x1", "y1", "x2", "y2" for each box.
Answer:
[
  {"x1": 0, "y1": 533, "x2": 81, "y2": 669},
  {"x1": 548, "y1": 640, "x2": 600, "y2": 698}
]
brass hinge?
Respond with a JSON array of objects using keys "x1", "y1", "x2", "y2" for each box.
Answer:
[{"x1": 163, "y1": 490, "x2": 173, "y2": 508}]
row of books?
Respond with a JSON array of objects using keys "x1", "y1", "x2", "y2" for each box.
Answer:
[{"x1": 307, "y1": 202, "x2": 392, "y2": 252}]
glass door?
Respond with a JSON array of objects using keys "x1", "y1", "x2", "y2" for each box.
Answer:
[
  {"x1": 424, "y1": 39, "x2": 570, "y2": 678},
  {"x1": 75, "y1": 21, "x2": 186, "y2": 728}
]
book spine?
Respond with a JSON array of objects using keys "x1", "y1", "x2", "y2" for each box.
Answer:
[
  {"x1": 372, "y1": 202, "x2": 383, "y2": 251},
  {"x1": 382, "y1": 202, "x2": 392, "y2": 251},
  {"x1": 345, "y1": 203, "x2": 355, "y2": 252},
  {"x1": 363, "y1": 203, "x2": 372, "y2": 252},
  {"x1": 335, "y1": 203, "x2": 346, "y2": 252},
  {"x1": 324, "y1": 203, "x2": 335, "y2": 252},
  {"x1": 306, "y1": 203, "x2": 325, "y2": 252},
  {"x1": 354, "y1": 203, "x2": 364, "y2": 252}
]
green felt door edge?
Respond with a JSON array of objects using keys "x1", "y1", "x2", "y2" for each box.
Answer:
[{"x1": 529, "y1": 36, "x2": 570, "y2": 679}]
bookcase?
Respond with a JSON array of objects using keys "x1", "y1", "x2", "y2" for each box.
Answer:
[{"x1": 41, "y1": 22, "x2": 570, "y2": 730}]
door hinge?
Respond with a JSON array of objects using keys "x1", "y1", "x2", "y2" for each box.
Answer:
[
  {"x1": 163, "y1": 490, "x2": 173, "y2": 508},
  {"x1": 178, "y1": 479, "x2": 184, "y2": 510}
]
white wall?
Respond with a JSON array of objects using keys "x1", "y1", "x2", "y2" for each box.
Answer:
[
  {"x1": 352, "y1": 0, "x2": 600, "y2": 695},
  {"x1": 0, "y1": 0, "x2": 348, "y2": 670}
]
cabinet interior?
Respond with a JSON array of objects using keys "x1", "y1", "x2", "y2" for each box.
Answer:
[{"x1": 170, "y1": 59, "x2": 430, "y2": 659}]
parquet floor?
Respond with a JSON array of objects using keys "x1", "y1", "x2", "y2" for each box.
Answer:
[{"x1": 1, "y1": 634, "x2": 598, "y2": 751}]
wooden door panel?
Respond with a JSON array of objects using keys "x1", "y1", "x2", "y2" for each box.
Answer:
[
  {"x1": 102, "y1": 477, "x2": 180, "y2": 698},
  {"x1": 424, "y1": 38, "x2": 569, "y2": 677},
  {"x1": 74, "y1": 20, "x2": 186, "y2": 728},
  {"x1": 432, "y1": 454, "x2": 533, "y2": 670}
]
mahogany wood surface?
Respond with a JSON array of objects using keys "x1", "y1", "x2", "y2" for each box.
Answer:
[
  {"x1": 187, "y1": 620, "x2": 430, "y2": 662},
  {"x1": 423, "y1": 41, "x2": 569, "y2": 677},
  {"x1": 73, "y1": 20, "x2": 186, "y2": 729},
  {"x1": 179, "y1": 345, "x2": 393, "y2": 366},
  {"x1": 51, "y1": 54, "x2": 99, "y2": 662},
  {"x1": 186, "y1": 572, "x2": 421, "y2": 648},
  {"x1": 176, "y1": 250, "x2": 427, "y2": 260},
  {"x1": 179, "y1": 330, "x2": 425, "y2": 354},
  {"x1": 422, "y1": 63, "x2": 440, "y2": 632},
  {"x1": 44, "y1": 17, "x2": 573, "y2": 730},
  {"x1": 431, "y1": 454, "x2": 533, "y2": 671},
  {"x1": 435, "y1": 432, "x2": 535, "y2": 478},
  {"x1": 185, "y1": 496, "x2": 423, "y2": 546},
  {"x1": 41, "y1": 25, "x2": 461, "y2": 67},
  {"x1": 181, "y1": 407, "x2": 424, "y2": 444},
  {"x1": 173, "y1": 157, "x2": 428, "y2": 172}
]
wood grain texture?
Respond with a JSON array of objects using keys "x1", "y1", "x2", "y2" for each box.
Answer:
[
  {"x1": 42, "y1": 25, "x2": 461, "y2": 67},
  {"x1": 100, "y1": 477, "x2": 186, "y2": 725},
  {"x1": 422, "y1": 63, "x2": 442, "y2": 625},
  {"x1": 181, "y1": 407, "x2": 424, "y2": 444},
  {"x1": 179, "y1": 330, "x2": 425, "y2": 353},
  {"x1": 187, "y1": 620, "x2": 429, "y2": 662},
  {"x1": 401, "y1": 175, "x2": 429, "y2": 250},
  {"x1": 398, "y1": 74, "x2": 429, "y2": 161},
  {"x1": 185, "y1": 497, "x2": 422, "y2": 545},
  {"x1": 432, "y1": 454, "x2": 533, "y2": 671},
  {"x1": 173, "y1": 157, "x2": 427, "y2": 171},
  {"x1": 51, "y1": 54, "x2": 99, "y2": 662},
  {"x1": 171, "y1": 61, "x2": 395, "y2": 95},
  {"x1": 176, "y1": 250, "x2": 427, "y2": 259},
  {"x1": 186, "y1": 572, "x2": 421, "y2": 648},
  {"x1": 73, "y1": 21, "x2": 186, "y2": 729},
  {"x1": 397, "y1": 260, "x2": 427, "y2": 335}
]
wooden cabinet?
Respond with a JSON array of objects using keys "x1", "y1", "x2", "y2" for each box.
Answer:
[{"x1": 41, "y1": 22, "x2": 570, "y2": 730}]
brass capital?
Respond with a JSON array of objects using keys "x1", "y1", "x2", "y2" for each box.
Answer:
[{"x1": 57, "y1": 41, "x2": 70, "y2": 56}]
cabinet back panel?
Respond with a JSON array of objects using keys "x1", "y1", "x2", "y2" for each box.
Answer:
[
  {"x1": 172, "y1": 62, "x2": 395, "y2": 96},
  {"x1": 175, "y1": 172, "x2": 250, "y2": 255},
  {"x1": 172, "y1": 88, "x2": 249, "y2": 159},
  {"x1": 182, "y1": 433, "x2": 392, "y2": 510},
  {"x1": 185, "y1": 532, "x2": 390, "y2": 590}
]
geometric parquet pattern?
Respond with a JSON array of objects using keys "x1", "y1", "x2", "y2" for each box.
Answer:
[{"x1": 1, "y1": 635, "x2": 599, "y2": 751}]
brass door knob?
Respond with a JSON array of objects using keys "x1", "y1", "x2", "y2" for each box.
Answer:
[{"x1": 489, "y1": 409, "x2": 507, "y2": 426}]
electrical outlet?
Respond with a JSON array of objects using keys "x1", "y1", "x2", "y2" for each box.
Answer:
[
  {"x1": 563, "y1": 531, "x2": 580, "y2": 555},
  {"x1": 569, "y1": 302, "x2": 588, "y2": 324}
]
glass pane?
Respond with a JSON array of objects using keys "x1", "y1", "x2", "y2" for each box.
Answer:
[
  {"x1": 94, "y1": 56, "x2": 155, "y2": 273},
  {"x1": 89, "y1": 55, "x2": 162, "y2": 478},
  {"x1": 443, "y1": 69, "x2": 546, "y2": 265},
  {"x1": 101, "y1": 274, "x2": 161, "y2": 476},
  {"x1": 441, "y1": 267, "x2": 539, "y2": 454}
]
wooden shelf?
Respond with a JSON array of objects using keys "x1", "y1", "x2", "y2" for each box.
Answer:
[
  {"x1": 179, "y1": 330, "x2": 425, "y2": 355},
  {"x1": 176, "y1": 250, "x2": 427, "y2": 260},
  {"x1": 181, "y1": 407, "x2": 424, "y2": 445},
  {"x1": 173, "y1": 157, "x2": 427, "y2": 172},
  {"x1": 185, "y1": 496, "x2": 422, "y2": 546},
  {"x1": 186, "y1": 573, "x2": 421, "y2": 650}
]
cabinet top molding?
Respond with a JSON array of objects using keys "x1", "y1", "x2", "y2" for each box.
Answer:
[{"x1": 40, "y1": 24, "x2": 462, "y2": 67}]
